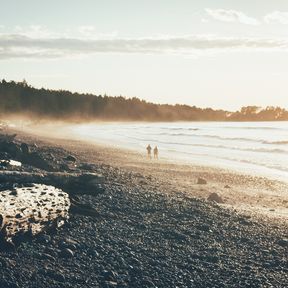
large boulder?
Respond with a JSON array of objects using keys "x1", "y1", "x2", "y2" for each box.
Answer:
[{"x1": 0, "y1": 184, "x2": 70, "y2": 243}]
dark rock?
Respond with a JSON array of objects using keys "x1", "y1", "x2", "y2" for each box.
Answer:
[
  {"x1": 40, "y1": 253, "x2": 56, "y2": 261},
  {"x1": 207, "y1": 192, "x2": 224, "y2": 204},
  {"x1": 205, "y1": 255, "x2": 219, "y2": 263},
  {"x1": 0, "y1": 279, "x2": 19, "y2": 288},
  {"x1": 224, "y1": 185, "x2": 231, "y2": 189},
  {"x1": 20, "y1": 143, "x2": 29, "y2": 154},
  {"x1": 70, "y1": 200, "x2": 100, "y2": 217},
  {"x1": 65, "y1": 155, "x2": 77, "y2": 162},
  {"x1": 141, "y1": 279, "x2": 156, "y2": 287},
  {"x1": 239, "y1": 218, "x2": 252, "y2": 226},
  {"x1": 22, "y1": 151, "x2": 53, "y2": 171},
  {"x1": 59, "y1": 248, "x2": 74, "y2": 258},
  {"x1": 196, "y1": 224, "x2": 211, "y2": 232},
  {"x1": 197, "y1": 178, "x2": 207, "y2": 185},
  {"x1": 43, "y1": 269, "x2": 66, "y2": 283},
  {"x1": 87, "y1": 248, "x2": 99, "y2": 257},
  {"x1": 101, "y1": 270, "x2": 118, "y2": 281},
  {"x1": 103, "y1": 281, "x2": 118, "y2": 288},
  {"x1": 277, "y1": 238, "x2": 288, "y2": 247},
  {"x1": 59, "y1": 238, "x2": 79, "y2": 248},
  {"x1": 38, "y1": 234, "x2": 51, "y2": 244},
  {"x1": 0, "y1": 141, "x2": 21, "y2": 158}
]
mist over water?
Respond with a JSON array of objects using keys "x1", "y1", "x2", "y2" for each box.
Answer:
[{"x1": 59, "y1": 121, "x2": 287, "y2": 182}]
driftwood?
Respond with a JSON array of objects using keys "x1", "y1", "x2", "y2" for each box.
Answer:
[
  {"x1": 0, "y1": 171, "x2": 105, "y2": 195},
  {"x1": 0, "y1": 184, "x2": 70, "y2": 242}
]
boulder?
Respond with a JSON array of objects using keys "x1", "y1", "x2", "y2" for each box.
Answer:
[
  {"x1": 20, "y1": 143, "x2": 30, "y2": 154},
  {"x1": 21, "y1": 151, "x2": 53, "y2": 171},
  {"x1": 64, "y1": 155, "x2": 77, "y2": 162},
  {"x1": 0, "y1": 184, "x2": 70, "y2": 243},
  {"x1": 207, "y1": 192, "x2": 224, "y2": 204}
]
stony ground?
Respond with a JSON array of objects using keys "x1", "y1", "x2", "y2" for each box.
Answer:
[{"x1": 0, "y1": 134, "x2": 287, "y2": 288}]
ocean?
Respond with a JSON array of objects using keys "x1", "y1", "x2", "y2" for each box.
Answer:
[{"x1": 65, "y1": 121, "x2": 288, "y2": 182}]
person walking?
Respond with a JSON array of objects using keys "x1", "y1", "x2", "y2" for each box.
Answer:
[
  {"x1": 146, "y1": 144, "x2": 152, "y2": 159},
  {"x1": 153, "y1": 146, "x2": 158, "y2": 159}
]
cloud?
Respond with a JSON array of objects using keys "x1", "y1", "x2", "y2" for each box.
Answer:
[
  {"x1": 264, "y1": 11, "x2": 288, "y2": 24},
  {"x1": 13, "y1": 25, "x2": 55, "y2": 38},
  {"x1": 0, "y1": 33, "x2": 288, "y2": 60},
  {"x1": 205, "y1": 9, "x2": 260, "y2": 25},
  {"x1": 78, "y1": 26, "x2": 96, "y2": 36}
]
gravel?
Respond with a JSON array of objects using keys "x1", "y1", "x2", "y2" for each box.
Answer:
[{"x1": 0, "y1": 135, "x2": 287, "y2": 287}]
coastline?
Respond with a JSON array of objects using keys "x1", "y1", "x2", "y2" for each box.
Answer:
[
  {"x1": 0, "y1": 127, "x2": 287, "y2": 287},
  {"x1": 14, "y1": 126, "x2": 288, "y2": 221}
]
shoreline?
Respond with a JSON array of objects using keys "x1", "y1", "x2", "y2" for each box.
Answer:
[
  {"x1": 14, "y1": 121, "x2": 288, "y2": 184},
  {"x1": 0, "y1": 127, "x2": 287, "y2": 287},
  {"x1": 12, "y1": 127, "x2": 288, "y2": 221}
]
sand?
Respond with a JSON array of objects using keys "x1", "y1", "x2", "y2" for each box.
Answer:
[
  {"x1": 14, "y1": 127, "x2": 288, "y2": 222},
  {"x1": 1, "y1": 126, "x2": 287, "y2": 287}
]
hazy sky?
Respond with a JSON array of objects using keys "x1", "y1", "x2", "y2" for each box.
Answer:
[{"x1": 1, "y1": 0, "x2": 288, "y2": 110}]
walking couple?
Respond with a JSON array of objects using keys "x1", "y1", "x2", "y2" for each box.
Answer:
[{"x1": 146, "y1": 144, "x2": 158, "y2": 159}]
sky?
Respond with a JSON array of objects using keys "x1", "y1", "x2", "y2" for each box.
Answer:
[{"x1": 1, "y1": 0, "x2": 288, "y2": 111}]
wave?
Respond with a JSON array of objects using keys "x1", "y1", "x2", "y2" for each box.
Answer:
[
  {"x1": 174, "y1": 150, "x2": 288, "y2": 173},
  {"x1": 122, "y1": 134, "x2": 288, "y2": 154},
  {"x1": 186, "y1": 144, "x2": 288, "y2": 154},
  {"x1": 152, "y1": 131, "x2": 264, "y2": 142},
  {"x1": 223, "y1": 126, "x2": 285, "y2": 131},
  {"x1": 168, "y1": 133, "x2": 264, "y2": 143},
  {"x1": 263, "y1": 140, "x2": 288, "y2": 145},
  {"x1": 160, "y1": 127, "x2": 199, "y2": 131}
]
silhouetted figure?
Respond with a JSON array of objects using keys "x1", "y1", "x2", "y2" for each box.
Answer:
[
  {"x1": 146, "y1": 144, "x2": 152, "y2": 159},
  {"x1": 153, "y1": 146, "x2": 158, "y2": 159}
]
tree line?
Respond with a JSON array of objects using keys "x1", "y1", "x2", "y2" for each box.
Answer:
[{"x1": 0, "y1": 79, "x2": 287, "y2": 121}]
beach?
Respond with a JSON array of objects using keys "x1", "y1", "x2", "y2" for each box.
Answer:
[
  {"x1": 0, "y1": 127, "x2": 286, "y2": 287},
  {"x1": 17, "y1": 125, "x2": 288, "y2": 220}
]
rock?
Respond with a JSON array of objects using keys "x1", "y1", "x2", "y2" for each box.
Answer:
[
  {"x1": 20, "y1": 143, "x2": 29, "y2": 154},
  {"x1": 37, "y1": 234, "x2": 51, "y2": 244},
  {"x1": 59, "y1": 238, "x2": 79, "y2": 250},
  {"x1": 277, "y1": 238, "x2": 288, "y2": 247},
  {"x1": 224, "y1": 185, "x2": 231, "y2": 189},
  {"x1": 0, "y1": 279, "x2": 19, "y2": 288},
  {"x1": 70, "y1": 199, "x2": 100, "y2": 217},
  {"x1": 0, "y1": 184, "x2": 70, "y2": 242},
  {"x1": 22, "y1": 151, "x2": 53, "y2": 171},
  {"x1": 65, "y1": 155, "x2": 77, "y2": 162},
  {"x1": 59, "y1": 248, "x2": 74, "y2": 258},
  {"x1": 197, "y1": 178, "x2": 207, "y2": 185},
  {"x1": 103, "y1": 281, "x2": 118, "y2": 288},
  {"x1": 0, "y1": 141, "x2": 21, "y2": 158},
  {"x1": 196, "y1": 224, "x2": 211, "y2": 232},
  {"x1": 87, "y1": 248, "x2": 99, "y2": 257},
  {"x1": 141, "y1": 279, "x2": 156, "y2": 287},
  {"x1": 101, "y1": 270, "x2": 118, "y2": 281},
  {"x1": 40, "y1": 253, "x2": 56, "y2": 261},
  {"x1": 41, "y1": 269, "x2": 66, "y2": 283},
  {"x1": 205, "y1": 255, "x2": 219, "y2": 263},
  {"x1": 207, "y1": 192, "x2": 224, "y2": 204},
  {"x1": 50, "y1": 272, "x2": 66, "y2": 283},
  {"x1": 0, "y1": 159, "x2": 22, "y2": 169},
  {"x1": 78, "y1": 173, "x2": 105, "y2": 185},
  {"x1": 239, "y1": 218, "x2": 252, "y2": 226}
]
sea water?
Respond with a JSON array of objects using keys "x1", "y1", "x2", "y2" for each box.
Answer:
[{"x1": 68, "y1": 122, "x2": 288, "y2": 182}]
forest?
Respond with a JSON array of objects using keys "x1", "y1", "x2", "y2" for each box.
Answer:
[{"x1": 0, "y1": 79, "x2": 287, "y2": 122}]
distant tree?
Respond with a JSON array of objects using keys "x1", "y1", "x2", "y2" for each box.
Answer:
[{"x1": 0, "y1": 79, "x2": 287, "y2": 122}]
